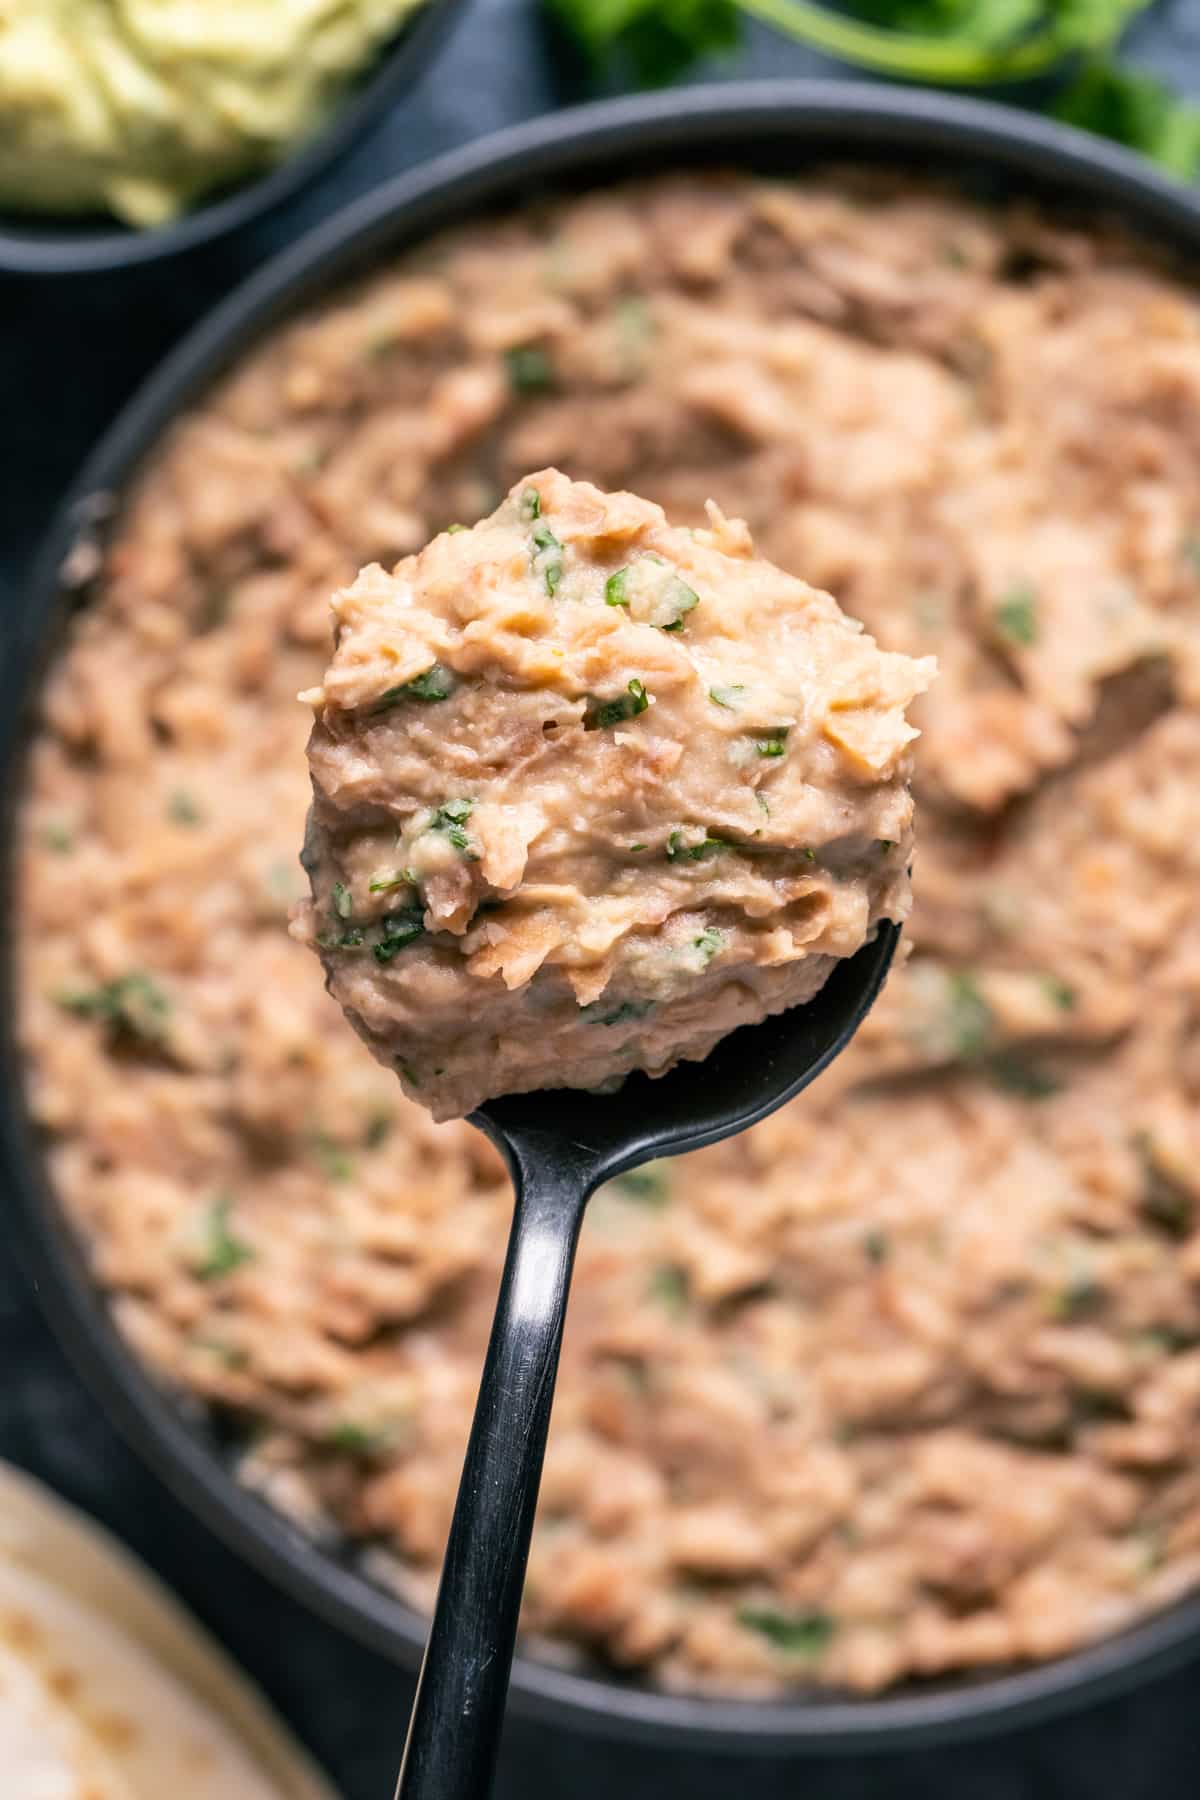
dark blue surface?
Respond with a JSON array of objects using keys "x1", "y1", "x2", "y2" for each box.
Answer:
[{"x1": 4, "y1": 2, "x2": 1200, "y2": 1793}]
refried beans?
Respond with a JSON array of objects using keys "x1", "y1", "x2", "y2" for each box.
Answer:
[
  {"x1": 17, "y1": 171, "x2": 1200, "y2": 1695},
  {"x1": 296, "y1": 469, "x2": 931, "y2": 1118}
]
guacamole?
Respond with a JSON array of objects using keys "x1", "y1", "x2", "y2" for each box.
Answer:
[{"x1": 0, "y1": 0, "x2": 430, "y2": 228}]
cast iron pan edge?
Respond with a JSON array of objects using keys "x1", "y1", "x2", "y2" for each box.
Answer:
[{"x1": 5, "y1": 84, "x2": 1200, "y2": 1753}]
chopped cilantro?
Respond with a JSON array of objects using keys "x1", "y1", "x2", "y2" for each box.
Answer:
[
  {"x1": 432, "y1": 797, "x2": 477, "y2": 856},
  {"x1": 58, "y1": 972, "x2": 170, "y2": 1046},
  {"x1": 605, "y1": 556, "x2": 698, "y2": 629},
  {"x1": 168, "y1": 789, "x2": 202, "y2": 826},
  {"x1": 649, "y1": 1264, "x2": 689, "y2": 1315},
  {"x1": 506, "y1": 345, "x2": 554, "y2": 394},
  {"x1": 605, "y1": 568, "x2": 630, "y2": 608},
  {"x1": 311, "y1": 1133, "x2": 354, "y2": 1182},
  {"x1": 583, "y1": 998, "x2": 655, "y2": 1027},
  {"x1": 519, "y1": 487, "x2": 542, "y2": 522},
  {"x1": 369, "y1": 868, "x2": 418, "y2": 894},
  {"x1": 372, "y1": 664, "x2": 456, "y2": 711},
  {"x1": 993, "y1": 582, "x2": 1038, "y2": 647},
  {"x1": 756, "y1": 730, "x2": 789, "y2": 758},
  {"x1": 332, "y1": 882, "x2": 353, "y2": 919},
  {"x1": 1044, "y1": 976, "x2": 1077, "y2": 1012},
  {"x1": 666, "y1": 829, "x2": 725, "y2": 862},
  {"x1": 615, "y1": 1161, "x2": 671, "y2": 1204},
  {"x1": 709, "y1": 684, "x2": 745, "y2": 709},
  {"x1": 738, "y1": 1607, "x2": 835, "y2": 1657},
  {"x1": 195, "y1": 1196, "x2": 254, "y2": 1281},
  {"x1": 585, "y1": 679, "x2": 650, "y2": 729},
  {"x1": 864, "y1": 1229, "x2": 890, "y2": 1266},
  {"x1": 531, "y1": 522, "x2": 564, "y2": 597},
  {"x1": 374, "y1": 906, "x2": 426, "y2": 963},
  {"x1": 693, "y1": 927, "x2": 725, "y2": 966}
]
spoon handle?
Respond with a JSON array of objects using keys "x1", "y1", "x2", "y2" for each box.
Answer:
[{"x1": 395, "y1": 1152, "x2": 589, "y2": 1800}]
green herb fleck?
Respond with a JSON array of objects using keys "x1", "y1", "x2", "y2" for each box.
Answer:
[
  {"x1": 58, "y1": 972, "x2": 170, "y2": 1046},
  {"x1": 756, "y1": 730, "x2": 789, "y2": 759},
  {"x1": 332, "y1": 882, "x2": 353, "y2": 919},
  {"x1": 432, "y1": 797, "x2": 477, "y2": 856},
  {"x1": 989, "y1": 1054, "x2": 1060, "y2": 1100},
  {"x1": 710, "y1": 684, "x2": 745, "y2": 710},
  {"x1": 167, "y1": 790, "x2": 202, "y2": 827},
  {"x1": 693, "y1": 927, "x2": 725, "y2": 966},
  {"x1": 374, "y1": 907, "x2": 426, "y2": 963},
  {"x1": 666, "y1": 829, "x2": 725, "y2": 862},
  {"x1": 1135, "y1": 1134, "x2": 1194, "y2": 1240},
  {"x1": 583, "y1": 998, "x2": 654, "y2": 1028},
  {"x1": 446, "y1": 523, "x2": 469, "y2": 535},
  {"x1": 365, "y1": 1112, "x2": 393, "y2": 1149},
  {"x1": 615, "y1": 1161, "x2": 670, "y2": 1205},
  {"x1": 327, "y1": 1421, "x2": 397, "y2": 1457},
  {"x1": 369, "y1": 868, "x2": 418, "y2": 894},
  {"x1": 1044, "y1": 976, "x2": 1077, "y2": 1012},
  {"x1": 650, "y1": 1264, "x2": 689, "y2": 1316},
  {"x1": 311, "y1": 1133, "x2": 354, "y2": 1183},
  {"x1": 531, "y1": 522, "x2": 564, "y2": 597},
  {"x1": 864, "y1": 1229, "x2": 890, "y2": 1266},
  {"x1": 506, "y1": 345, "x2": 554, "y2": 394},
  {"x1": 372, "y1": 664, "x2": 456, "y2": 711},
  {"x1": 993, "y1": 582, "x2": 1038, "y2": 647},
  {"x1": 605, "y1": 567, "x2": 629, "y2": 608},
  {"x1": 519, "y1": 487, "x2": 542, "y2": 522},
  {"x1": 195, "y1": 1196, "x2": 254, "y2": 1281},
  {"x1": 738, "y1": 1608, "x2": 835, "y2": 1658},
  {"x1": 585, "y1": 679, "x2": 649, "y2": 729}
]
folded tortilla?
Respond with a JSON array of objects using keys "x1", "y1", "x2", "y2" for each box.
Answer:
[{"x1": 0, "y1": 1460, "x2": 338, "y2": 1799}]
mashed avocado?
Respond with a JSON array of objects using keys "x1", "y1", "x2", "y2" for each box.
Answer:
[{"x1": 0, "y1": 0, "x2": 429, "y2": 228}]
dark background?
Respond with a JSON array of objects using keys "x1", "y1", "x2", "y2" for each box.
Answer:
[{"x1": 4, "y1": 2, "x2": 1200, "y2": 1794}]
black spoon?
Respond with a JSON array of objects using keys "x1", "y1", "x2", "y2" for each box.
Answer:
[{"x1": 395, "y1": 921, "x2": 900, "y2": 1800}]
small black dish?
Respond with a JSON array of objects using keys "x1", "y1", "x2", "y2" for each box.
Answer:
[
  {"x1": 6, "y1": 82, "x2": 1200, "y2": 1757},
  {"x1": 0, "y1": 0, "x2": 466, "y2": 276}
]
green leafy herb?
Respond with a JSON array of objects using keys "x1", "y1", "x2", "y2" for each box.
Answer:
[
  {"x1": 58, "y1": 972, "x2": 170, "y2": 1046},
  {"x1": 365, "y1": 1111, "x2": 393, "y2": 1149},
  {"x1": 332, "y1": 882, "x2": 353, "y2": 919},
  {"x1": 585, "y1": 679, "x2": 650, "y2": 729},
  {"x1": 666, "y1": 828, "x2": 726, "y2": 862},
  {"x1": 693, "y1": 927, "x2": 726, "y2": 965},
  {"x1": 531, "y1": 522, "x2": 565, "y2": 597},
  {"x1": 547, "y1": 0, "x2": 739, "y2": 84},
  {"x1": 1135, "y1": 1134, "x2": 1194, "y2": 1240},
  {"x1": 993, "y1": 582, "x2": 1038, "y2": 647},
  {"x1": 41, "y1": 821, "x2": 74, "y2": 853},
  {"x1": 327, "y1": 1421, "x2": 398, "y2": 1456},
  {"x1": 946, "y1": 970, "x2": 994, "y2": 1061},
  {"x1": 311, "y1": 1132, "x2": 355, "y2": 1183},
  {"x1": 605, "y1": 568, "x2": 630, "y2": 608},
  {"x1": 432, "y1": 797, "x2": 477, "y2": 855},
  {"x1": 317, "y1": 924, "x2": 366, "y2": 951},
  {"x1": 615, "y1": 1160, "x2": 671, "y2": 1204},
  {"x1": 167, "y1": 789, "x2": 202, "y2": 827},
  {"x1": 649, "y1": 1263, "x2": 690, "y2": 1315},
  {"x1": 1053, "y1": 58, "x2": 1200, "y2": 182},
  {"x1": 738, "y1": 1607, "x2": 835, "y2": 1658},
  {"x1": 519, "y1": 487, "x2": 542, "y2": 522},
  {"x1": 506, "y1": 344, "x2": 554, "y2": 394},
  {"x1": 864, "y1": 1229, "x2": 890, "y2": 1266},
  {"x1": 369, "y1": 868, "x2": 418, "y2": 894},
  {"x1": 583, "y1": 998, "x2": 655, "y2": 1027},
  {"x1": 709, "y1": 684, "x2": 745, "y2": 710},
  {"x1": 374, "y1": 906, "x2": 426, "y2": 963},
  {"x1": 195, "y1": 1196, "x2": 254, "y2": 1281},
  {"x1": 1043, "y1": 976, "x2": 1077, "y2": 1012},
  {"x1": 988, "y1": 1054, "x2": 1061, "y2": 1099},
  {"x1": 756, "y1": 729, "x2": 789, "y2": 758},
  {"x1": 372, "y1": 664, "x2": 456, "y2": 711}
]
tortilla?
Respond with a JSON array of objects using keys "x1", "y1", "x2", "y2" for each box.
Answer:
[{"x1": 0, "y1": 1461, "x2": 337, "y2": 1799}]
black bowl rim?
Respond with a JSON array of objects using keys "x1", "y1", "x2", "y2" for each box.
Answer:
[
  {"x1": 7, "y1": 81, "x2": 1200, "y2": 1754},
  {"x1": 0, "y1": 0, "x2": 468, "y2": 275}
]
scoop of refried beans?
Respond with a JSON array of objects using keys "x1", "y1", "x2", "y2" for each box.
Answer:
[{"x1": 295, "y1": 470, "x2": 935, "y2": 1118}]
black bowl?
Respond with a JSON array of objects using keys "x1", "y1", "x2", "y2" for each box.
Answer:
[
  {"x1": 6, "y1": 82, "x2": 1200, "y2": 1753},
  {"x1": 0, "y1": 0, "x2": 467, "y2": 275}
]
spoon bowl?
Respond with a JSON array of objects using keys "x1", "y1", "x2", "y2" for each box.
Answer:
[{"x1": 396, "y1": 922, "x2": 900, "y2": 1799}]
